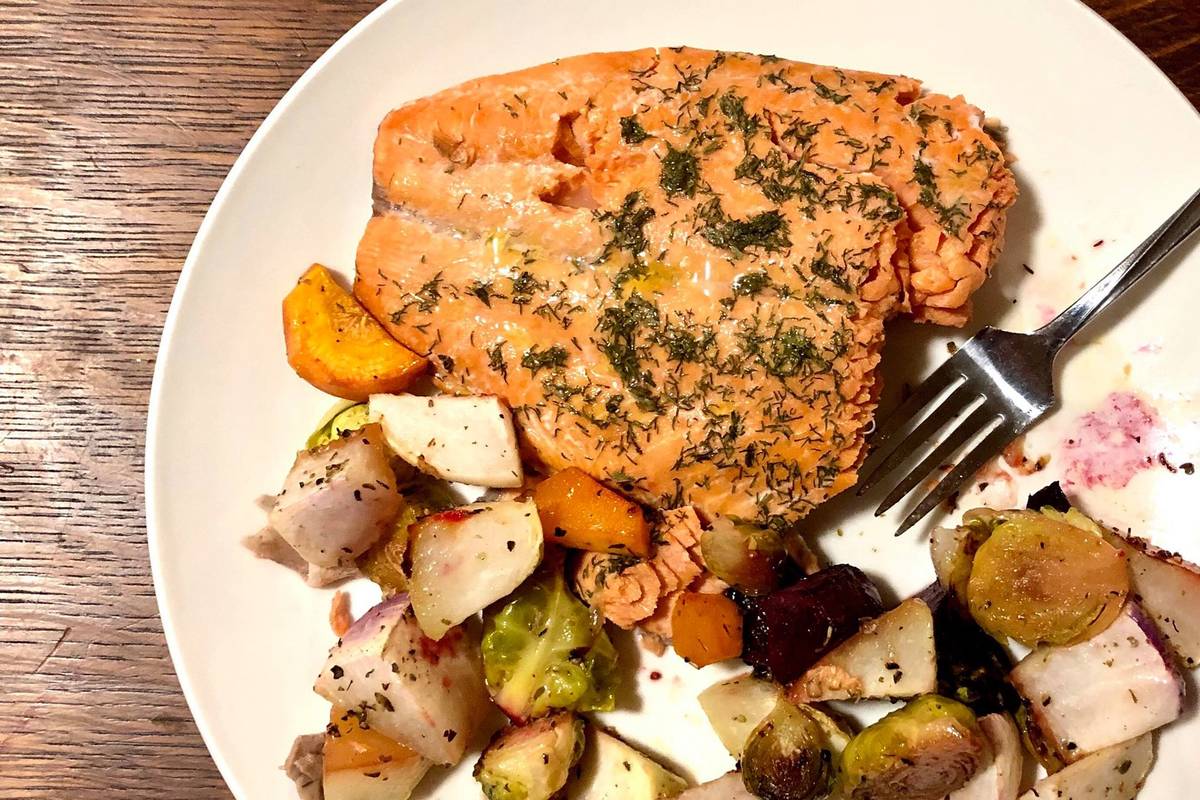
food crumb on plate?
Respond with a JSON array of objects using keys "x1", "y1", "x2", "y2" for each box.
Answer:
[{"x1": 329, "y1": 590, "x2": 354, "y2": 637}]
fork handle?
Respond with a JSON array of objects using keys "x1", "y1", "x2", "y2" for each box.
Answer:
[{"x1": 1036, "y1": 186, "x2": 1200, "y2": 351}]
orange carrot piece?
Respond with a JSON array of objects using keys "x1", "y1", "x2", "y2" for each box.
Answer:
[
  {"x1": 283, "y1": 264, "x2": 426, "y2": 401},
  {"x1": 533, "y1": 467, "x2": 650, "y2": 558}
]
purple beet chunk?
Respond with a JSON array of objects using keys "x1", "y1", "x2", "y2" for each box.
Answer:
[
  {"x1": 1026, "y1": 481, "x2": 1071, "y2": 513},
  {"x1": 741, "y1": 564, "x2": 884, "y2": 683}
]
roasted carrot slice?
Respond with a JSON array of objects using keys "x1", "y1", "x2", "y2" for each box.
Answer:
[
  {"x1": 283, "y1": 264, "x2": 426, "y2": 400},
  {"x1": 671, "y1": 592, "x2": 743, "y2": 667},
  {"x1": 533, "y1": 467, "x2": 651, "y2": 558}
]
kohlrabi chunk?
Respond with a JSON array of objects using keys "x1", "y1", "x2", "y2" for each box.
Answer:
[
  {"x1": 789, "y1": 597, "x2": 935, "y2": 703},
  {"x1": 678, "y1": 773, "x2": 756, "y2": 800},
  {"x1": 1009, "y1": 602, "x2": 1182, "y2": 763},
  {"x1": 1017, "y1": 733, "x2": 1153, "y2": 800},
  {"x1": 697, "y1": 673, "x2": 785, "y2": 759},
  {"x1": 269, "y1": 422, "x2": 402, "y2": 569},
  {"x1": 568, "y1": 727, "x2": 687, "y2": 800},
  {"x1": 1102, "y1": 530, "x2": 1200, "y2": 669},
  {"x1": 369, "y1": 393, "x2": 523, "y2": 487},
  {"x1": 409, "y1": 501, "x2": 543, "y2": 640},
  {"x1": 947, "y1": 714, "x2": 1023, "y2": 800},
  {"x1": 313, "y1": 595, "x2": 487, "y2": 765},
  {"x1": 474, "y1": 712, "x2": 585, "y2": 800}
]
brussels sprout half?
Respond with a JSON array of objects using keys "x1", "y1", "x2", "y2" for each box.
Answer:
[
  {"x1": 481, "y1": 555, "x2": 620, "y2": 722},
  {"x1": 700, "y1": 517, "x2": 788, "y2": 596},
  {"x1": 474, "y1": 712, "x2": 585, "y2": 800},
  {"x1": 741, "y1": 701, "x2": 847, "y2": 800},
  {"x1": 839, "y1": 695, "x2": 986, "y2": 800}
]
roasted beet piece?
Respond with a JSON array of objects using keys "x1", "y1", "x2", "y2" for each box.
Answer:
[
  {"x1": 1026, "y1": 481, "x2": 1071, "y2": 513},
  {"x1": 740, "y1": 564, "x2": 883, "y2": 683}
]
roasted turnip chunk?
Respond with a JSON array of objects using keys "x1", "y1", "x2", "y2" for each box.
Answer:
[
  {"x1": 313, "y1": 595, "x2": 487, "y2": 765},
  {"x1": 409, "y1": 501, "x2": 544, "y2": 640},
  {"x1": 269, "y1": 422, "x2": 402, "y2": 569},
  {"x1": 697, "y1": 674, "x2": 785, "y2": 758},
  {"x1": 947, "y1": 714, "x2": 1023, "y2": 800},
  {"x1": 1102, "y1": 531, "x2": 1200, "y2": 669},
  {"x1": 369, "y1": 393, "x2": 523, "y2": 487},
  {"x1": 788, "y1": 598, "x2": 935, "y2": 702},
  {"x1": 1016, "y1": 733, "x2": 1153, "y2": 800},
  {"x1": 678, "y1": 772, "x2": 756, "y2": 800},
  {"x1": 1009, "y1": 602, "x2": 1182, "y2": 763}
]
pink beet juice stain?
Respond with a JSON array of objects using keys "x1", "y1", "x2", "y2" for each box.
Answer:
[{"x1": 1061, "y1": 391, "x2": 1161, "y2": 489}]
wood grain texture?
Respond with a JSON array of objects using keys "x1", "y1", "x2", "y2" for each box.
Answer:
[{"x1": 0, "y1": 1, "x2": 1195, "y2": 797}]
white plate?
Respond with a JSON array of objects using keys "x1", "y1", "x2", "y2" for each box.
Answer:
[{"x1": 146, "y1": 0, "x2": 1200, "y2": 797}]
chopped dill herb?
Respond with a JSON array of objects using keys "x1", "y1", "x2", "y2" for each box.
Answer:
[
  {"x1": 812, "y1": 80, "x2": 850, "y2": 104},
  {"x1": 595, "y1": 295, "x2": 660, "y2": 411},
  {"x1": 486, "y1": 342, "x2": 508, "y2": 380},
  {"x1": 962, "y1": 140, "x2": 999, "y2": 167},
  {"x1": 718, "y1": 90, "x2": 759, "y2": 137},
  {"x1": 608, "y1": 469, "x2": 636, "y2": 486},
  {"x1": 655, "y1": 323, "x2": 715, "y2": 363},
  {"x1": 467, "y1": 279, "x2": 495, "y2": 307},
  {"x1": 810, "y1": 252, "x2": 853, "y2": 292},
  {"x1": 762, "y1": 326, "x2": 826, "y2": 378},
  {"x1": 764, "y1": 70, "x2": 802, "y2": 94},
  {"x1": 780, "y1": 118, "x2": 824, "y2": 148},
  {"x1": 596, "y1": 192, "x2": 657, "y2": 261},
  {"x1": 520, "y1": 344, "x2": 568, "y2": 374},
  {"x1": 734, "y1": 149, "x2": 825, "y2": 205},
  {"x1": 659, "y1": 145, "x2": 700, "y2": 198},
  {"x1": 541, "y1": 372, "x2": 581, "y2": 402},
  {"x1": 913, "y1": 154, "x2": 969, "y2": 234},
  {"x1": 867, "y1": 78, "x2": 896, "y2": 95},
  {"x1": 390, "y1": 273, "x2": 444, "y2": 322},
  {"x1": 697, "y1": 199, "x2": 791, "y2": 253},
  {"x1": 909, "y1": 107, "x2": 942, "y2": 135},
  {"x1": 510, "y1": 270, "x2": 548, "y2": 306},
  {"x1": 620, "y1": 114, "x2": 651, "y2": 144}
]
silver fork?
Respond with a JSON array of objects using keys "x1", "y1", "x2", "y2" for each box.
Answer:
[{"x1": 859, "y1": 187, "x2": 1200, "y2": 536}]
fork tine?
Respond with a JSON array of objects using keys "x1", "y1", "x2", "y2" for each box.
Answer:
[
  {"x1": 857, "y1": 383, "x2": 980, "y2": 495},
  {"x1": 874, "y1": 404, "x2": 997, "y2": 516},
  {"x1": 894, "y1": 419, "x2": 1012, "y2": 537},
  {"x1": 866, "y1": 360, "x2": 966, "y2": 461}
]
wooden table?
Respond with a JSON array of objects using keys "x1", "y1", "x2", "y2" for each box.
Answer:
[{"x1": 0, "y1": 1, "x2": 1195, "y2": 796}]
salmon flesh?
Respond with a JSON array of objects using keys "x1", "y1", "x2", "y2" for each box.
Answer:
[{"x1": 355, "y1": 48, "x2": 1016, "y2": 528}]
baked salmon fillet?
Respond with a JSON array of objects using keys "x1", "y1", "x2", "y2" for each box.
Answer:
[{"x1": 355, "y1": 47, "x2": 1016, "y2": 528}]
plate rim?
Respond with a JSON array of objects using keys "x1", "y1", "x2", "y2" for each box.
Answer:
[{"x1": 143, "y1": 1, "x2": 1200, "y2": 796}]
